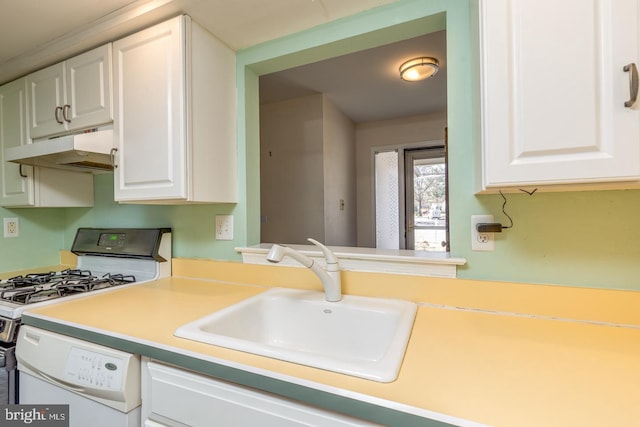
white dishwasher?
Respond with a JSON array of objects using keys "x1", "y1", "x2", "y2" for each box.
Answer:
[{"x1": 16, "y1": 325, "x2": 141, "y2": 427}]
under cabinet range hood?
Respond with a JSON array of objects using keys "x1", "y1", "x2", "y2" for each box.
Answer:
[{"x1": 5, "y1": 128, "x2": 115, "y2": 173}]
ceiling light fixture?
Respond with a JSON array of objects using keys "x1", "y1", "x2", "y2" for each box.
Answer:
[{"x1": 399, "y1": 57, "x2": 439, "y2": 82}]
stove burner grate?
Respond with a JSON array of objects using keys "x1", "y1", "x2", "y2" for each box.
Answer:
[{"x1": 0, "y1": 269, "x2": 136, "y2": 305}]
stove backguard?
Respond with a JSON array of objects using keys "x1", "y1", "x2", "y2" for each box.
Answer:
[{"x1": 72, "y1": 228, "x2": 171, "y2": 261}]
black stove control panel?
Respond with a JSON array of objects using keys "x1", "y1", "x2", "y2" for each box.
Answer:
[
  {"x1": 72, "y1": 228, "x2": 171, "y2": 261},
  {"x1": 97, "y1": 233, "x2": 127, "y2": 247}
]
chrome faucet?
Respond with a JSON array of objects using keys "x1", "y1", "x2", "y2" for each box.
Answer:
[{"x1": 266, "y1": 238, "x2": 342, "y2": 302}]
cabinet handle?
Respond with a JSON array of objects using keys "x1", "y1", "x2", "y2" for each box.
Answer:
[
  {"x1": 110, "y1": 148, "x2": 118, "y2": 168},
  {"x1": 54, "y1": 106, "x2": 64, "y2": 124},
  {"x1": 62, "y1": 104, "x2": 71, "y2": 123},
  {"x1": 19, "y1": 164, "x2": 28, "y2": 178},
  {"x1": 624, "y1": 63, "x2": 638, "y2": 108}
]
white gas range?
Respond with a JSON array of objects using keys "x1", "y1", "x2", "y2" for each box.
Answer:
[
  {"x1": 0, "y1": 228, "x2": 171, "y2": 405},
  {"x1": 0, "y1": 228, "x2": 171, "y2": 342}
]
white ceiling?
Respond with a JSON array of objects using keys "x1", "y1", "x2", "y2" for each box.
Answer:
[
  {"x1": 0, "y1": 0, "x2": 446, "y2": 122},
  {"x1": 260, "y1": 30, "x2": 446, "y2": 122}
]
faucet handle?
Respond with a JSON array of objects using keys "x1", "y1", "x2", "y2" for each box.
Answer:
[{"x1": 307, "y1": 238, "x2": 338, "y2": 269}]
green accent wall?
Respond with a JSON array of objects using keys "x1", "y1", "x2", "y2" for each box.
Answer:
[
  {"x1": 1, "y1": 0, "x2": 639, "y2": 290},
  {"x1": 0, "y1": 206, "x2": 66, "y2": 271}
]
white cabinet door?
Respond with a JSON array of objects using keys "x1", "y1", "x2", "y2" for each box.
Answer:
[
  {"x1": 27, "y1": 44, "x2": 112, "y2": 140},
  {"x1": 112, "y1": 15, "x2": 237, "y2": 203},
  {"x1": 112, "y1": 16, "x2": 187, "y2": 201},
  {"x1": 26, "y1": 62, "x2": 65, "y2": 139},
  {"x1": 143, "y1": 361, "x2": 380, "y2": 427},
  {"x1": 479, "y1": 0, "x2": 640, "y2": 189},
  {"x1": 0, "y1": 78, "x2": 34, "y2": 206},
  {"x1": 64, "y1": 44, "x2": 113, "y2": 131}
]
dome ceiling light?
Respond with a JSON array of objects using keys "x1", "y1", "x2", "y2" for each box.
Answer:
[{"x1": 399, "y1": 57, "x2": 439, "y2": 82}]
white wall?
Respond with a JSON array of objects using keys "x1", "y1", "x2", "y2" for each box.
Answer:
[
  {"x1": 260, "y1": 94, "x2": 357, "y2": 245},
  {"x1": 260, "y1": 94, "x2": 325, "y2": 244},
  {"x1": 355, "y1": 111, "x2": 447, "y2": 247},
  {"x1": 260, "y1": 100, "x2": 445, "y2": 248},
  {"x1": 322, "y1": 97, "x2": 356, "y2": 246}
]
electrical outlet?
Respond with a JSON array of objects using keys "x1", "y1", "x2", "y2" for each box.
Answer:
[
  {"x1": 4, "y1": 218, "x2": 19, "y2": 238},
  {"x1": 215, "y1": 215, "x2": 233, "y2": 240},
  {"x1": 471, "y1": 215, "x2": 494, "y2": 251}
]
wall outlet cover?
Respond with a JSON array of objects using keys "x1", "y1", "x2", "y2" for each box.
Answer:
[
  {"x1": 471, "y1": 214, "x2": 494, "y2": 251},
  {"x1": 4, "y1": 217, "x2": 19, "y2": 238},
  {"x1": 215, "y1": 215, "x2": 233, "y2": 240}
]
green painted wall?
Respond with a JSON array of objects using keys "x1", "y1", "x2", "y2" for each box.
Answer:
[
  {"x1": 0, "y1": 206, "x2": 66, "y2": 271},
  {"x1": 1, "y1": 0, "x2": 639, "y2": 290},
  {"x1": 61, "y1": 174, "x2": 240, "y2": 260}
]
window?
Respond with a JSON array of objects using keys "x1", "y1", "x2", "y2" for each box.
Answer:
[{"x1": 405, "y1": 147, "x2": 448, "y2": 251}]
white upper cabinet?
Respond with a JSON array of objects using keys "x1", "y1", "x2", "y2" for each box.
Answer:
[
  {"x1": 27, "y1": 44, "x2": 112, "y2": 140},
  {"x1": 0, "y1": 78, "x2": 93, "y2": 208},
  {"x1": 0, "y1": 78, "x2": 33, "y2": 206},
  {"x1": 479, "y1": 0, "x2": 640, "y2": 190},
  {"x1": 112, "y1": 15, "x2": 237, "y2": 203}
]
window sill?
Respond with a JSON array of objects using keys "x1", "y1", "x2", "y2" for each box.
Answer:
[{"x1": 235, "y1": 244, "x2": 466, "y2": 278}]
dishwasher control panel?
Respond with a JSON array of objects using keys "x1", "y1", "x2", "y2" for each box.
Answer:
[
  {"x1": 64, "y1": 347, "x2": 125, "y2": 390},
  {"x1": 15, "y1": 325, "x2": 141, "y2": 412}
]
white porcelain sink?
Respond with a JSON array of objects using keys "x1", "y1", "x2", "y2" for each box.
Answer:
[{"x1": 174, "y1": 287, "x2": 417, "y2": 382}]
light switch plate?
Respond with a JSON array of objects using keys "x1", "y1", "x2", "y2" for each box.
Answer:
[{"x1": 215, "y1": 215, "x2": 233, "y2": 240}]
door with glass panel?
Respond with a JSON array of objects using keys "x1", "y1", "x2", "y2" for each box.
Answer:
[{"x1": 404, "y1": 147, "x2": 448, "y2": 251}]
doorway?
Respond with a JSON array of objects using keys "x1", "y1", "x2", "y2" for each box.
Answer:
[
  {"x1": 373, "y1": 140, "x2": 448, "y2": 251},
  {"x1": 404, "y1": 146, "x2": 447, "y2": 251}
]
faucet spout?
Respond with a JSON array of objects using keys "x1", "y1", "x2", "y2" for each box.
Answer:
[{"x1": 266, "y1": 240, "x2": 342, "y2": 302}]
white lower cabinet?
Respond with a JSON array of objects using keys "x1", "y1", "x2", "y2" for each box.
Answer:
[{"x1": 142, "y1": 360, "x2": 380, "y2": 427}]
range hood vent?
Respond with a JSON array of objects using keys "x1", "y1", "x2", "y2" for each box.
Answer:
[{"x1": 5, "y1": 128, "x2": 115, "y2": 173}]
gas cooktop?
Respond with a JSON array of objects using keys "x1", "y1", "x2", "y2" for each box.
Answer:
[{"x1": 0, "y1": 269, "x2": 136, "y2": 305}]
